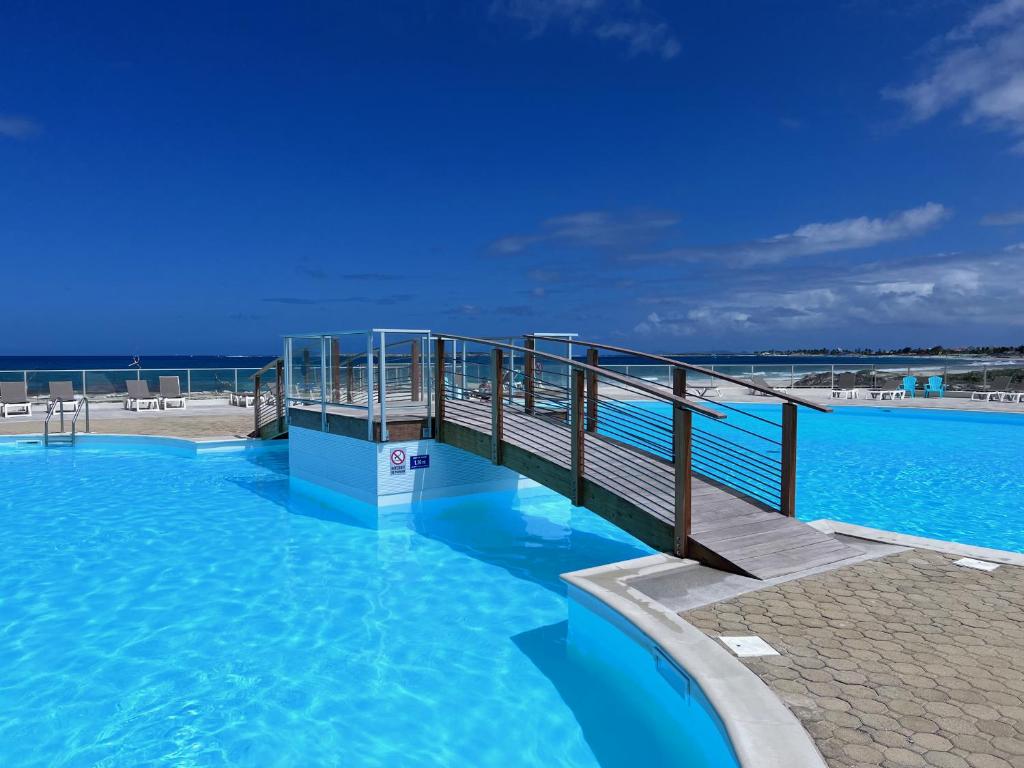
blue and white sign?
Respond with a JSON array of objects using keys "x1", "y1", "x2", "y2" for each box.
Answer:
[{"x1": 410, "y1": 455, "x2": 430, "y2": 470}]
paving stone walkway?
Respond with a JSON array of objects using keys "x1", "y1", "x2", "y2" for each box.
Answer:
[{"x1": 683, "y1": 549, "x2": 1024, "y2": 768}]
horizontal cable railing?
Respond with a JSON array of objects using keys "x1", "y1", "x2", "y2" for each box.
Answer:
[{"x1": 523, "y1": 335, "x2": 818, "y2": 514}]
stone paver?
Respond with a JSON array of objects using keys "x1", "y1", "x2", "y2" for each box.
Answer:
[{"x1": 682, "y1": 550, "x2": 1024, "y2": 768}]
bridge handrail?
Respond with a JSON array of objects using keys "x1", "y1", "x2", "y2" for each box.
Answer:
[
  {"x1": 525, "y1": 335, "x2": 832, "y2": 413},
  {"x1": 436, "y1": 333, "x2": 725, "y2": 420}
]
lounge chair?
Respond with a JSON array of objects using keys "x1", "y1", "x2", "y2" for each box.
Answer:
[
  {"x1": 831, "y1": 372, "x2": 858, "y2": 399},
  {"x1": 971, "y1": 375, "x2": 1011, "y2": 402},
  {"x1": 124, "y1": 380, "x2": 159, "y2": 411},
  {"x1": 868, "y1": 378, "x2": 906, "y2": 400},
  {"x1": 747, "y1": 375, "x2": 786, "y2": 396},
  {"x1": 0, "y1": 382, "x2": 31, "y2": 417},
  {"x1": 48, "y1": 381, "x2": 78, "y2": 413},
  {"x1": 230, "y1": 391, "x2": 255, "y2": 407},
  {"x1": 159, "y1": 376, "x2": 187, "y2": 409},
  {"x1": 902, "y1": 376, "x2": 918, "y2": 398},
  {"x1": 923, "y1": 375, "x2": 945, "y2": 398}
]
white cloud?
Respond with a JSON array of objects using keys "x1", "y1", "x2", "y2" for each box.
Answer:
[
  {"x1": 885, "y1": 0, "x2": 1024, "y2": 153},
  {"x1": 490, "y1": 210, "x2": 679, "y2": 254},
  {"x1": 492, "y1": 0, "x2": 680, "y2": 60},
  {"x1": 981, "y1": 209, "x2": 1024, "y2": 225},
  {"x1": 627, "y1": 203, "x2": 949, "y2": 266},
  {"x1": 0, "y1": 115, "x2": 40, "y2": 139},
  {"x1": 633, "y1": 249, "x2": 1024, "y2": 338},
  {"x1": 593, "y1": 21, "x2": 680, "y2": 60}
]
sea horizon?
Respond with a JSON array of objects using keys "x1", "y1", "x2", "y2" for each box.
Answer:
[{"x1": 2, "y1": 351, "x2": 1020, "y2": 373}]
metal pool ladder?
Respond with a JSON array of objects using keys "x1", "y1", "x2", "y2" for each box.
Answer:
[{"x1": 44, "y1": 397, "x2": 90, "y2": 447}]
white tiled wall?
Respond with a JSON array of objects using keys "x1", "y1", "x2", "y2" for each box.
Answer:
[
  {"x1": 289, "y1": 426, "x2": 377, "y2": 504},
  {"x1": 288, "y1": 426, "x2": 538, "y2": 507}
]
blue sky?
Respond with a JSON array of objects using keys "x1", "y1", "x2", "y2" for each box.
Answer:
[{"x1": 2, "y1": 0, "x2": 1023, "y2": 354}]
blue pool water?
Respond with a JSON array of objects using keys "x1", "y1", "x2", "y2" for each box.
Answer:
[
  {"x1": 637, "y1": 403, "x2": 1024, "y2": 553},
  {"x1": 794, "y1": 406, "x2": 1024, "y2": 551},
  {"x1": 0, "y1": 440, "x2": 735, "y2": 768}
]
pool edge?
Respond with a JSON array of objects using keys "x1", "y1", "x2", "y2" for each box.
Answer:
[
  {"x1": 808, "y1": 519, "x2": 1024, "y2": 566},
  {"x1": 561, "y1": 555, "x2": 827, "y2": 768}
]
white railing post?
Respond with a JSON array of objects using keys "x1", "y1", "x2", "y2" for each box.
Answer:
[
  {"x1": 379, "y1": 331, "x2": 388, "y2": 442},
  {"x1": 365, "y1": 332, "x2": 375, "y2": 442},
  {"x1": 320, "y1": 336, "x2": 328, "y2": 432}
]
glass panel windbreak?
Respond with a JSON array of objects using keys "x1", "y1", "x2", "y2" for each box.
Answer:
[
  {"x1": 289, "y1": 338, "x2": 325, "y2": 403},
  {"x1": 323, "y1": 333, "x2": 372, "y2": 407},
  {"x1": 368, "y1": 331, "x2": 431, "y2": 408},
  {"x1": 84, "y1": 370, "x2": 139, "y2": 400},
  {"x1": 23, "y1": 370, "x2": 83, "y2": 398}
]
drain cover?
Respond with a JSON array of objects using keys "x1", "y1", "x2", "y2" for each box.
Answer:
[
  {"x1": 954, "y1": 557, "x2": 1000, "y2": 572},
  {"x1": 719, "y1": 636, "x2": 779, "y2": 657}
]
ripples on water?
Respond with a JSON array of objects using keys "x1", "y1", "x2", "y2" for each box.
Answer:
[{"x1": 0, "y1": 442, "x2": 729, "y2": 768}]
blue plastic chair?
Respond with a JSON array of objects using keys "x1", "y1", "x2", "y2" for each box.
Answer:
[
  {"x1": 902, "y1": 375, "x2": 917, "y2": 398},
  {"x1": 923, "y1": 375, "x2": 945, "y2": 398}
]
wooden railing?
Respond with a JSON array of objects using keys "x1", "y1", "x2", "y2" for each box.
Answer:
[
  {"x1": 252, "y1": 358, "x2": 285, "y2": 437},
  {"x1": 434, "y1": 333, "x2": 725, "y2": 558},
  {"x1": 526, "y1": 335, "x2": 831, "y2": 519}
]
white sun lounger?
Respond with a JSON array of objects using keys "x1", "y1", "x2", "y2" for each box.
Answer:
[
  {"x1": 159, "y1": 376, "x2": 187, "y2": 409},
  {"x1": 124, "y1": 380, "x2": 159, "y2": 411},
  {"x1": 0, "y1": 382, "x2": 32, "y2": 417}
]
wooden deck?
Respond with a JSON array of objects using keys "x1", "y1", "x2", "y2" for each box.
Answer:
[{"x1": 442, "y1": 399, "x2": 860, "y2": 580}]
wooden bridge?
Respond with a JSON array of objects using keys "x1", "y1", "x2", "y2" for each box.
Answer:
[{"x1": 264, "y1": 330, "x2": 862, "y2": 580}]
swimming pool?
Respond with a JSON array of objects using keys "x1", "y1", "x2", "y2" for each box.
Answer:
[
  {"x1": 0, "y1": 439, "x2": 737, "y2": 768},
  {"x1": 635, "y1": 403, "x2": 1024, "y2": 553},
  {"x1": 794, "y1": 406, "x2": 1024, "y2": 552}
]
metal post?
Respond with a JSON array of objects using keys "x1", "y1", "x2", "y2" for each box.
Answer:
[
  {"x1": 379, "y1": 331, "x2": 388, "y2": 442},
  {"x1": 424, "y1": 334, "x2": 433, "y2": 438},
  {"x1": 320, "y1": 336, "x2": 328, "y2": 433},
  {"x1": 508, "y1": 346, "x2": 515, "y2": 406},
  {"x1": 331, "y1": 338, "x2": 341, "y2": 404},
  {"x1": 234, "y1": 368, "x2": 238, "y2": 393},
  {"x1": 366, "y1": 332, "x2": 376, "y2": 442},
  {"x1": 346, "y1": 361, "x2": 354, "y2": 403},
  {"x1": 524, "y1": 336, "x2": 536, "y2": 414},
  {"x1": 82, "y1": 370, "x2": 87, "y2": 398},
  {"x1": 187, "y1": 369, "x2": 192, "y2": 399},
  {"x1": 435, "y1": 337, "x2": 446, "y2": 442},
  {"x1": 491, "y1": 348, "x2": 503, "y2": 465},
  {"x1": 570, "y1": 368, "x2": 585, "y2": 506},
  {"x1": 410, "y1": 339, "x2": 421, "y2": 402},
  {"x1": 254, "y1": 372, "x2": 262, "y2": 432},
  {"x1": 585, "y1": 348, "x2": 598, "y2": 432},
  {"x1": 780, "y1": 403, "x2": 797, "y2": 517}
]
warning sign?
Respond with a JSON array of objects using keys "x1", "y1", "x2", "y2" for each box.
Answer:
[{"x1": 390, "y1": 448, "x2": 407, "y2": 475}]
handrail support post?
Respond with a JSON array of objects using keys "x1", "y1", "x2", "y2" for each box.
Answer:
[
  {"x1": 585, "y1": 348, "x2": 598, "y2": 432},
  {"x1": 672, "y1": 367, "x2": 691, "y2": 557},
  {"x1": 523, "y1": 336, "x2": 536, "y2": 414},
  {"x1": 571, "y1": 369, "x2": 585, "y2": 506},
  {"x1": 435, "y1": 337, "x2": 446, "y2": 442},
  {"x1": 780, "y1": 402, "x2": 797, "y2": 517},
  {"x1": 491, "y1": 348, "x2": 503, "y2": 464}
]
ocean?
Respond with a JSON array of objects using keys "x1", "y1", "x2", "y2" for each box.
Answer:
[{"x1": 0, "y1": 353, "x2": 1010, "y2": 373}]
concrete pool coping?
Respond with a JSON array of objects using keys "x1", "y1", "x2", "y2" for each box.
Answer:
[
  {"x1": 808, "y1": 519, "x2": 1024, "y2": 567},
  {"x1": 0, "y1": 433, "x2": 279, "y2": 454},
  {"x1": 562, "y1": 555, "x2": 828, "y2": 768}
]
